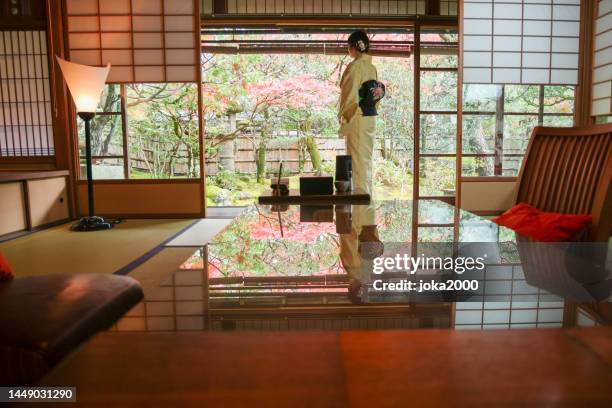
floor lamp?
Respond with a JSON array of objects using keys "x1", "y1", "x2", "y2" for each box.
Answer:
[{"x1": 56, "y1": 57, "x2": 113, "y2": 231}]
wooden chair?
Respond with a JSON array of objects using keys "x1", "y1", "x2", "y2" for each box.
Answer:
[{"x1": 516, "y1": 124, "x2": 612, "y2": 242}]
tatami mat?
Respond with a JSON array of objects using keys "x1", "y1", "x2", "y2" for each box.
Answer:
[
  {"x1": 128, "y1": 247, "x2": 198, "y2": 297},
  {"x1": 165, "y1": 218, "x2": 232, "y2": 247},
  {"x1": 0, "y1": 219, "x2": 195, "y2": 277}
]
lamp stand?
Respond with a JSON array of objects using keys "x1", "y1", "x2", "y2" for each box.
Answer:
[{"x1": 71, "y1": 111, "x2": 113, "y2": 232}]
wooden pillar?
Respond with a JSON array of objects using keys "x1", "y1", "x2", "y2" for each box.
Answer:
[
  {"x1": 574, "y1": 0, "x2": 596, "y2": 126},
  {"x1": 47, "y1": 0, "x2": 78, "y2": 218}
]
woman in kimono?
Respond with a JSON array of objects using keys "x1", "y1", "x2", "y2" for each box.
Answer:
[
  {"x1": 338, "y1": 31, "x2": 384, "y2": 302},
  {"x1": 338, "y1": 30, "x2": 379, "y2": 196}
]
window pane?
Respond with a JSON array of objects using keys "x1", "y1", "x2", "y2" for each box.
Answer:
[
  {"x1": 503, "y1": 114, "x2": 538, "y2": 154},
  {"x1": 462, "y1": 156, "x2": 496, "y2": 177},
  {"x1": 420, "y1": 54, "x2": 458, "y2": 68},
  {"x1": 419, "y1": 157, "x2": 455, "y2": 197},
  {"x1": 463, "y1": 84, "x2": 500, "y2": 112},
  {"x1": 504, "y1": 85, "x2": 539, "y2": 113},
  {"x1": 543, "y1": 86, "x2": 574, "y2": 114},
  {"x1": 80, "y1": 157, "x2": 125, "y2": 180},
  {"x1": 126, "y1": 83, "x2": 200, "y2": 179},
  {"x1": 421, "y1": 32, "x2": 459, "y2": 43},
  {"x1": 503, "y1": 114, "x2": 539, "y2": 176},
  {"x1": 543, "y1": 115, "x2": 573, "y2": 127},
  {"x1": 462, "y1": 114, "x2": 495, "y2": 154},
  {"x1": 374, "y1": 55, "x2": 414, "y2": 200},
  {"x1": 78, "y1": 114, "x2": 123, "y2": 155},
  {"x1": 97, "y1": 84, "x2": 122, "y2": 113},
  {"x1": 418, "y1": 226, "x2": 454, "y2": 242},
  {"x1": 502, "y1": 156, "x2": 524, "y2": 177},
  {"x1": 421, "y1": 71, "x2": 457, "y2": 111},
  {"x1": 202, "y1": 39, "x2": 414, "y2": 206},
  {"x1": 595, "y1": 116, "x2": 612, "y2": 124},
  {"x1": 418, "y1": 199, "x2": 455, "y2": 224},
  {"x1": 420, "y1": 114, "x2": 456, "y2": 154}
]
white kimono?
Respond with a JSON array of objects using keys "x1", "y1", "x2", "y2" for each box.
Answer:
[{"x1": 338, "y1": 53, "x2": 378, "y2": 196}]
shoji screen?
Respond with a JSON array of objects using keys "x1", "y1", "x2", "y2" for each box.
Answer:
[
  {"x1": 593, "y1": 0, "x2": 612, "y2": 116},
  {"x1": 0, "y1": 30, "x2": 54, "y2": 157},
  {"x1": 462, "y1": 0, "x2": 581, "y2": 85},
  {"x1": 66, "y1": 0, "x2": 199, "y2": 83}
]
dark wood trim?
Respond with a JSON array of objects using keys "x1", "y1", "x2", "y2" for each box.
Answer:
[
  {"x1": 456, "y1": 0, "x2": 463, "y2": 210},
  {"x1": 411, "y1": 22, "x2": 421, "y2": 244},
  {"x1": 22, "y1": 180, "x2": 33, "y2": 230},
  {"x1": 213, "y1": 0, "x2": 227, "y2": 15},
  {"x1": 75, "y1": 178, "x2": 201, "y2": 185},
  {"x1": 200, "y1": 16, "x2": 458, "y2": 29},
  {"x1": 0, "y1": 217, "x2": 70, "y2": 243},
  {"x1": 468, "y1": 210, "x2": 504, "y2": 217},
  {"x1": 419, "y1": 195, "x2": 455, "y2": 206},
  {"x1": 427, "y1": 0, "x2": 441, "y2": 16},
  {"x1": 0, "y1": 169, "x2": 69, "y2": 182},
  {"x1": 460, "y1": 176, "x2": 517, "y2": 183},
  {"x1": 0, "y1": 156, "x2": 55, "y2": 165},
  {"x1": 83, "y1": 212, "x2": 203, "y2": 219},
  {"x1": 196, "y1": 0, "x2": 206, "y2": 218},
  {"x1": 0, "y1": 0, "x2": 46, "y2": 30},
  {"x1": 563, "y1": 303, "x2": 578, "y2": 328}
]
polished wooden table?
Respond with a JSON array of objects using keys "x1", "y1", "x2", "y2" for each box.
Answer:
[
  {"x1": 258, "y1": 188, "x2": 370, "y2": 205},
  {"x1": 35, "y1": 327, "x2": 611, "y2": 407},
  {"x1": 32, "y1": 200, "x2": 611, "y2": 406}
]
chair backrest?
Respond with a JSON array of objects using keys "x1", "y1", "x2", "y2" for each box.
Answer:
[{"x1": 516, "y1": 124, "x2": 612, "y2": 242}]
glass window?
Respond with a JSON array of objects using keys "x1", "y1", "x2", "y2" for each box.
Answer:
[
  {"x1": 461, "y1": 85, "x2": 575, "y2": 177},
  {"x1": 463, "y1": 84, "x2": 499, "y2": 112},
  {"x1": 201, "y1": 32, "x2": 415, "y2": 206},
  {"x1": 462, "y1": 156, "x2": 496, "y2": 177},
  {"x1": 77, "y1": 83, "x2": 201, "y2": 180},
  {"x1": 462, "y1": 114, "x2": 496, "y2": 154},
  {"x1": 595, "y1": 116, "x2": 612, "y2": 124},
  {"x1": 543, "y1": 115, "x2": 573, "y2": 127},
  {"x1": 420, "y1": 114, "x2": 456, "y2": 154},
  {"x1": 543, "y1": 86, "x2": 574, "y2": 114},
  {"x1": 419, "y1": 157, "x2": 456, "y2": 197},
  {"x1": 78, "y1": 84, "x2": 125, "y2": 180},
  {"x1": 420, "y1": 71, "x2": 457, "y2": 111},
  {"x1": 503, "y1": 114, "x2": 539, "y2": 174},
  {"x1": 504, "y1": 85, "x2": 539, "y2": 114},
  {"x1": 126, "y1": 83, "x2": 200, "y2": 179}
]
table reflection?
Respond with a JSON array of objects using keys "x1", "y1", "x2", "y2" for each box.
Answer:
[{"x1": 114, "y1": 200, "x2": 611, "y2": 332}]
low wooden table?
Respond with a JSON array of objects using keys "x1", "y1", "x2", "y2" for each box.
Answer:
[
  {"x1": 258, "y1": 188, "x2": 370, "y2": 205},
  {"x1": 34, "y1": 327, "x2": 612, "y2": 407}
]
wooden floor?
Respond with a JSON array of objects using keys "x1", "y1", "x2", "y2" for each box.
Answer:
[{"x1": 35, "y1": 327, "x2": 612, "y2": 407}]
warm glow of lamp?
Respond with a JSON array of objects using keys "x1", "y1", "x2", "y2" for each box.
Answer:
[
  {"x1": 56, "y1": 57, "x2": 110, "y2": 113},
  {"x1": 56, "y1": 57, "x2": 113, "y2": 231}
]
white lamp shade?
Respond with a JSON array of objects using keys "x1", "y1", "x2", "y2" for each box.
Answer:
[{"x1": 56, "y1": 57, "x2": 110, "y2": 113}]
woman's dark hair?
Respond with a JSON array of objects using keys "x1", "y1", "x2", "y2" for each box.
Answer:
[{"x1": 348, "y1": 30, "x2": 370, "y2": 53}]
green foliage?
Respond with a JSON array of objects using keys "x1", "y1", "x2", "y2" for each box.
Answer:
[{"x1": 126, "y1": 83, "x2": 200, "y2": 178}]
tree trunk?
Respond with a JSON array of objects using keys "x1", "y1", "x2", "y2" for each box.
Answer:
[
  {"x1": 256, "y1": 142, "x2": 266, "y2": 184},
  {"x1": 304, "y1": 135, "x2": 321, "y2": 174},
  {"x1": 219, "y1": 112, "x2": 236, "y2": 171}
]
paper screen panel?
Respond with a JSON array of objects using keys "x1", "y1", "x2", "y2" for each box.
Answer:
[
  {"x1": 0, "y1": 31, "x2": 54, "y2": 157},
  {"x1": 593, "y1": 0, "x2": 612, "y2": 116},
  {"x1": 66, "y1": 0, "x2": 199, "y2": 83},
  {"x1": 463, "y1": 0, "x2": 581, "y2": 85}
]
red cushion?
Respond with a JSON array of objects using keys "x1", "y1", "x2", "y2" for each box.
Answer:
[
  {"x1": 0, "y1": 252, "x2": 14, "y2": 281},
  {"x1": 492, "y1": 203, "x2": 592, "y2": 242}
]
